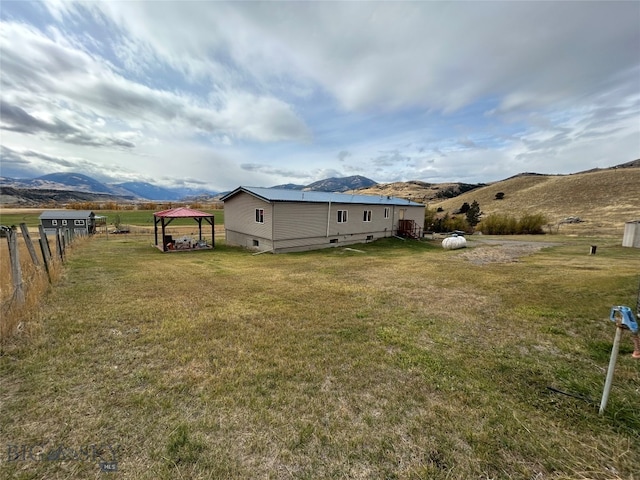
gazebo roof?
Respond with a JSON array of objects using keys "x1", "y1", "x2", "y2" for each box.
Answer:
[{"x1": 153, "y1": 207, "x2": 213, "y2": 218}]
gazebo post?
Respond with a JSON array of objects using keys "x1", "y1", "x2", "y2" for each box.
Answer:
[
  {"x1": 197, "y1": 218, "x2": 203, "y2": 242},
  {"x1": 154, "y1": 215, "x2": 159, "y2": 247},
  {"x1": 161, "y1": 218, "x2": 166, "y2": 251},
  {"x1": 211, "y1": 217, "x2": 215, "y2": 247}
]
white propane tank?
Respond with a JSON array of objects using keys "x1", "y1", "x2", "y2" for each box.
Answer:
[{"x1": 442, "y1": 234, "x2": 467, "y2": 250}]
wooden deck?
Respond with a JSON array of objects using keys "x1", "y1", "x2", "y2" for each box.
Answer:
[{"x1": 398, "y1": 219, "x2": 422, "y2": 239}]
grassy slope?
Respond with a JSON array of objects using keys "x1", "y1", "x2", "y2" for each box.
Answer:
[
  {"x1": 430, "y1": 168, "x2": 640, "y2": 235},
  {"x1": 1, "y1": 235, "x2": 639, "y2": 479}
]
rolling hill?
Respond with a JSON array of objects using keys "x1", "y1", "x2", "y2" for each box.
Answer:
[
  {"x1": 431, "y1": 168, "x2": 640, "y2": 234},
  {"x1": 347, "y1": 161, "x2": 639, "y2": 235},
  {"x1": 350, "y1": 180, "x2": 485, "y2": 203}
]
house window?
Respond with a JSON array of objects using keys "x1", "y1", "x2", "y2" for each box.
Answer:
[
  {"x1": 330, "y1": 239, "x2": 338, "y2": 244},
  {"x1": 255, "y1": 208, "x2": 264, "y2": 223},
  {"x1": 363, "y1": 210, "x2": 372, "y2": 222},
  {"x1": 62, "y1": 220, "x2": 67, "y2": 226},
  {"x1": 366, "y1": 235, "x2": 374, "y2": 241},
  {"x1": 52, "y1": 220, "x2": 58, "y2": 226},
  {"x1": 337, "y1": 210, "x2": 348, "y2": 223},
  {"x1": 253, "y1": 239, "x2": 259, "y2": 247},
  {"x1": 74, "y1": 220, "x2": 85, "y2": 226},
  {"x1": 384, "y1": 207, "x2": 390, "y2": 219}
]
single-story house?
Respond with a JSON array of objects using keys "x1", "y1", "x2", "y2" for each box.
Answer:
[
  {"x1": 221, "y1": 186, "x2": 425, "y2": 253},
  {"x1": 39, "y1": 210, "x2": 96, "y2": 237}
]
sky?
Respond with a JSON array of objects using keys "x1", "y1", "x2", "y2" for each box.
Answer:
[{"x1": 1, "y1": 1, "x2": 639, "y2": 192}]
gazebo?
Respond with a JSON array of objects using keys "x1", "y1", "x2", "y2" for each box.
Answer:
[{"x1": 153, "y1": 207, "x2": 215, "y2": 252}]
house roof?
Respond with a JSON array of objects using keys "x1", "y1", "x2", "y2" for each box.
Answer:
[
  {"x1": 39, "y1": 210, "x2": 94, "y2": 219},
  {"x1": 153, "y1": 207, "x2": 214, "y2": 218},
  {"x1": 221, "y1": 186, "x2": 424, "y2": 206}
]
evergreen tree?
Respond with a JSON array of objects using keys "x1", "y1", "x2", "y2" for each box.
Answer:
[{"x1": 465, "y1": 200, "x2": 482, "y2": 228}]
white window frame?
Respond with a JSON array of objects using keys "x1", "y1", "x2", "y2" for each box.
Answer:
[
  {"x1": 74, "y1": 219, "x2": 85, "y2": 226},
  {"x1": 52, "y1": 220, "x2": 58, "y2": 226},
  {"x1": 255, "y1": 208, "x2": 264, "y2": 224},
  {"x1": 337, "y1": 210, "x2": 348, "y2": 223},
  {"x1": 363, "y1": 210, "x2": 372, "y2": 222},
  {"x1": 384, "y1": 207, "x2": 390, "y2": 219},
  {"x1": 62, "y1": 220, "x2": 67, "y2": 226}
]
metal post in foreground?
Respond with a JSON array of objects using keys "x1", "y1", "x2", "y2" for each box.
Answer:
[
  {"x1": 600, "y1": 306, "x2": 639, "y2": 415},
  {"x1": 599, "y1": 326, "x2": 622, "y2": 415}
]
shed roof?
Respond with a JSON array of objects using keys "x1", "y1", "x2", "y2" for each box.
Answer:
[
  {"x1": 39, "y1": 210, "x2": 94, "y2": 219},
  {"x1": 221, "y1": 186, "x2": 424, "y2": 206},
  {"x1": 153, "y1": 207, "x2": 214, "y2": 218}
]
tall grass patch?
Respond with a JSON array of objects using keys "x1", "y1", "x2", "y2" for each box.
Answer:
[
  {"x1": 479, "y1": 212, "x2": 548, "y2": 234},
  {"x1": 0, "y1": 234, "x2": 65, "y2": 345}
]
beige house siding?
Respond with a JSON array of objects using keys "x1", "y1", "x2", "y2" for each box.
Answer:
[
  {"x1": 223, "y1": 192, "x2": 273, "y2": 239},
  {"x1": 273, "y1": 202, "x2": 328, "y2": 239},
  {"x1": 223, "y1": 190, "x2": 425, "y2": 252}
]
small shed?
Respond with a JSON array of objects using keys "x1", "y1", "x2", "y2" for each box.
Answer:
[
  {"x1": 622, "y1": 220, "x2": 640, "y2": 248},
  {"x1": 40, "y1": 210, "x2": 95, "y2": 237},
  {"x1": 153, "y1": 207, "x2": 215, "y2": 252}
]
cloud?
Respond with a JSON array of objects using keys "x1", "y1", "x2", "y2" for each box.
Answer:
[
  {"x1": 204, "y1": 2, "x2": 638, "y2": 114},
  {"x1": 1, "y1": 2, "x2": 637, "y2": 189},
  {"x1": 240, "y1": 163, "x2": 311, "y2": 180},
  {"x1": 371, "y1": 150, "x2": 410, "y2": 167},
  {"x1": 457, "y1": 138, "x2": 482, "y2": 150},
  {"x1": 1, "y1": 145, "x2": 30, "y2": 165},
  {"x1": 337, "y1": 150, "x2": 351, "y2": 162},
  {"x1": 0, "y1": 20, "x2": 310, "y2": 144},
  {"x1": 0, "y1": 100, "x2": 136, "y2": 148},
  {"x1": 0, "y1": 144, "x2": 143, "y2": 182}
]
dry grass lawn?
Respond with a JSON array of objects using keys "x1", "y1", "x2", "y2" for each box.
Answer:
[{"x1": 1, "y1": 234, "x2": 639, "y2": 479}]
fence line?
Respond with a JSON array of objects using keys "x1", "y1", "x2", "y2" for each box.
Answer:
[{"x1": 1, "y1": 223, "x2": 82, "y2": 340}]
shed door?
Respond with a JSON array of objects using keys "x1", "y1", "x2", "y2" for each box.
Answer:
[{"x1": 399, "y1": 209, "x2": 406, "y2": 220}]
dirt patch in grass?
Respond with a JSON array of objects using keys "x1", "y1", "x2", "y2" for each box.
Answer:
[{"x1": 459, "y1": 239, "x2": 559, "y2": 264}]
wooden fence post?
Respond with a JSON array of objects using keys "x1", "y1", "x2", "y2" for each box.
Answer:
[
  {"x1": 39, "y1": 236, "x2": 52, "y2": 283},
  {"x1": 56, "y1": 230, "x2": 64, "y2": 262},
  {"x1": 38, "y1": 225, "x2": 53, "y2": 260},
  {"x1": 19, "y1": 223, "x2": 40, "y2": 267},
  {"x1": 6, "y1": 227, "x2": 26, "y2": 306}
]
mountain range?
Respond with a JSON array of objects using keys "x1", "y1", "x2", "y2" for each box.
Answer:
[
  {"x1": 0, "y1": 173, "x2": 219, "y2": 201},
  {"x1": 1, "y1": 160, "x2": 637, "y2": 206},
  {"x1": 271, "y1": 175, "x2": 376, "y2": 192},
  {"x1": 0, "y1": 173, "x2": 380, "y2": 203}
]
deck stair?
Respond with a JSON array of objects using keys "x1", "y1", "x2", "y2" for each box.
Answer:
[{"x1": 398, "y1": 219, "x2": 422, "y2": 239}]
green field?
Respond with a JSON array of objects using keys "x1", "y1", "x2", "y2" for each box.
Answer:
[
  {"x1": 1, "y1": 235, "x2": 639, "y2": 479},
  {"x1": 0, "y1": 209, "x2": 224, "y2": 229}
]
